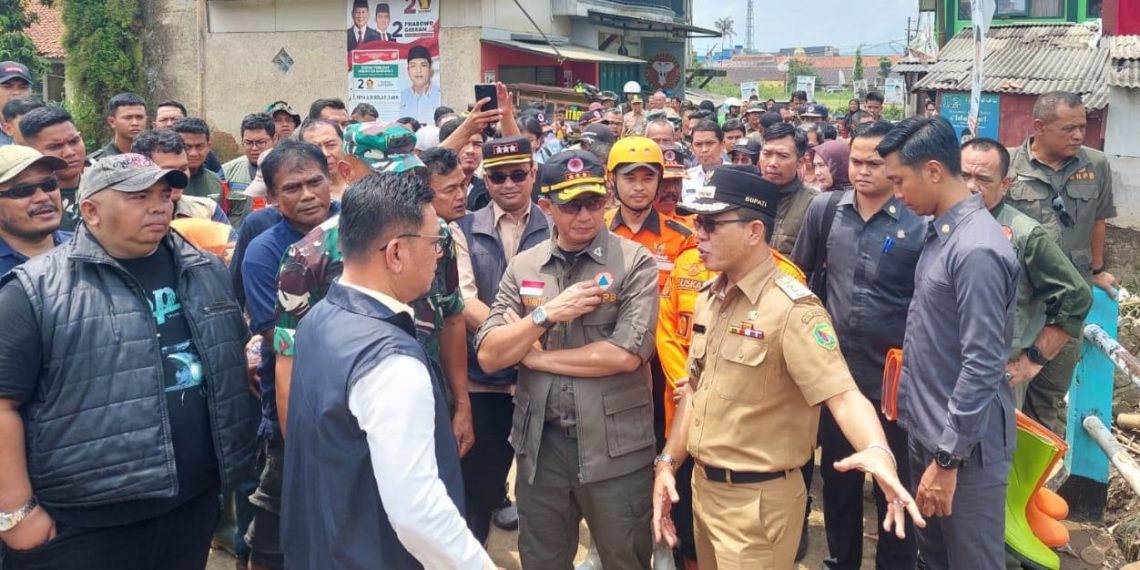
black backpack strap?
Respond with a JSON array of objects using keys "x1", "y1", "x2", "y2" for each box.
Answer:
[{"x1": 809, "y1": 190, "x2": 844, "y2": 300}]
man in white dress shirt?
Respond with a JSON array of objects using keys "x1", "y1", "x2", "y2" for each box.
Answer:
[
  {"x1": 282, "y1": 172, "x2": 496, "y2": 569},
  {"x1": 398, "y1": 46, "x2": 441, "y2": 126}
]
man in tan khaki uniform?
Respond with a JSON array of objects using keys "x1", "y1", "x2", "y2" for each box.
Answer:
[{"x1": 651, "y1": 166, "x2": 924, "y2": 569}]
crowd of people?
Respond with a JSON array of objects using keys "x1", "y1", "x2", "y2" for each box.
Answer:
[{"x1": 0, "y1": 53, "x2": 1119, "y2": 570}]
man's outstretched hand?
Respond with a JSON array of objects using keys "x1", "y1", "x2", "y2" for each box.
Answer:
[{"x1": 834, "y1": 447, "x2": 927, "y2": 538}]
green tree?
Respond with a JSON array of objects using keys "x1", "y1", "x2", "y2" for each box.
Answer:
[
  {"x1": 878, "y1": 56, "x2": 892, "y2": 82},
  {"x1": 0, "y1": 0, "x2": 49, "y2": 81},
  {"x1": 786, "y1": 58, "x2": 817, "y2": 92},
  {"x1": 60, "y1": 0, "x2": 143, "y2": 145},
  {"x1": 853, "y1": 45, "x2": 865, "y2": 82},
  {"x1": 714, "y1": 17, "x2": 735, "y2": 54}
]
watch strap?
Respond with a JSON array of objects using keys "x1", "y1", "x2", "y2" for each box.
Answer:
[{"x1": 1025, "y1": 345, "x2": 1050, "y2": 366}]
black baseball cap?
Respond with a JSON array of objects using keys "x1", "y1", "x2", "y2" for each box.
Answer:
[
  {"x1": 540, "y1": 150, "x2": 607, "y2": 203},
  {"x1": 678, "y1": 166, "x2": 780, "y2": 217},
  {"x1": 482, "y1": 136, "x2": 533, "y2": 169},
  {"x1": 729, "y1": 138, "x2": 762, "y2": 157},
  {"x1": 0, "y1": 62, "x2": 31, "y2": 84},
  {"x1": 579, "y1": 109, "x2": 605, "y2": 126},
  {"x1": 800, "y1": 104, "x2": 829, "y2": 118},
  {"x1": 581, "y1": 123, "x2": 616, "y2": 144}
]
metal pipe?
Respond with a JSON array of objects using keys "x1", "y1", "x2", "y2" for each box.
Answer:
[
  {"x1": 1083, "y1": 324, "x2": 1140, "y2": 391},
  {"x1": 1083, "y1": 415, "x2": 1140, "y2": 496}
]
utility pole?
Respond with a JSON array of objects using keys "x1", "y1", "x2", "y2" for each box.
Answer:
[{"x1": 745, "y1": 0, "x2": 755, "y2": 53}]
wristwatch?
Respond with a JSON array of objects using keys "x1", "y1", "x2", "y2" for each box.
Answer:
[
  {"x1": 1024, "y1": 345, "x2": 1050, "y2": 366},
  {"x1": 934, "y1": 449, "x2": 964, "y2": 470},
  {"x1": 0, "y1": 497, "x2": 38, "y2": 533},
  {"x1": 531, "y1": 305, "x2": 555, "y2": 329},
  {"x1": 654, "y1": 453, "x2": 677, "y2": 471}
]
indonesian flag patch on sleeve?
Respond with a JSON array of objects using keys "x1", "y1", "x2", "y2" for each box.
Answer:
[{"x1": 520, "y1": 280, "x2": 546, "y2": 297}]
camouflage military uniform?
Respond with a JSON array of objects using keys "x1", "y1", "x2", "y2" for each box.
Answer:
[{"x1": 273, "y1": 216, "x2": 462, "y2": 371}]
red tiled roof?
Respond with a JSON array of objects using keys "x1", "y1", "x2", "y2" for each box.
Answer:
[
  {"x1": 800, "y1": 55, "x2": 904, "y2": 69},
  {"x1": 25, "y1": 0, "x2": 65, "y2": 59}
]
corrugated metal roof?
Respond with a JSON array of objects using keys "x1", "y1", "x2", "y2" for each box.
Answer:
[
  {"x1": 908, "y1": 24, "x2": 1111, "y2": 108},
  {"x1": 1107, "y1": 35, "x2": 1140, "y2": 89},
  {"x1": 1109, "y1": 35, "x2": 1140, "y2": 60}
]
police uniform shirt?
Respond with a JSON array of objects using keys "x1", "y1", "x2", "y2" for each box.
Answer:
[
  {"x1": 897, "y1": 194, "x2": 1019, "y2": 465},
  {"x1": 686, "y1": 254, "x2": 856, "y2": 473},
  {"x1": 1007, "y1": 139, "x2": 1115, "y2": 278}
]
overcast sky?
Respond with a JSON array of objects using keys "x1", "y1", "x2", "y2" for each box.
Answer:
[{"x1": 691, "y1": 0, "x2": 921, "y2": 55}]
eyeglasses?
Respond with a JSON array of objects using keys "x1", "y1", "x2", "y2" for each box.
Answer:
[
  {"x1": 553, "y1": 196, "x2": 608, "y2": 215},
  {"x1": 0, "y1": 175, "x2": 60, "y2": 199},
  {"x1": 380, "y1": 233, "x2": 447, "y2": 255},
  {"x1": 242, "y1": 138, "x2": 272, "y2": 149},
  {"x1": 486, "y1": 170, "x2": 529, "y2": 184},
  {"x1": 694, "y1": 216, "x2": 752, "y2": 233},
  {"x1": 1051, "y1": 194, "x2": 1074, "y2": 228}
]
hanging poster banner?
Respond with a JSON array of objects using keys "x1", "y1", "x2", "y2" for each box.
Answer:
[
  {"x1": 347, "y1": 0, "x2": 441, "y2": 125},
  {"x1": 739, "y1": 81, "x2": 759, "y2": 101},
  {"x1": 884, "y1": 77, "x2": 907, "y2": 104},
  {"x1": 795, "y1": 76, "x2": 816, "y2": 101}
]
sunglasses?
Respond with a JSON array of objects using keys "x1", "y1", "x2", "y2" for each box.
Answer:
[
  {"x1": 487, "y1": 170, "x2": 529, "y2": 184},
  {"x1": 0, "y1": 175, "x2": 60, "y2": 199},
  {"x1": 1051, "y1": 194, "x2": 1074, "y2": 227},
  {"x1": 554, "y1": 196, "x2": 607, "y2": 215}
]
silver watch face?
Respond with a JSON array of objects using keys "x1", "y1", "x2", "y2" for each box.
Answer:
[{"x1": 532, "y1": 306, "x2": 547, "y2": 325}]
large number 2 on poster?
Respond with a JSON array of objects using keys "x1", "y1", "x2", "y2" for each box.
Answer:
[
  {"x1": 390, "y1": 21, "x2": 404, "y2": 39},
  {"x1": 404, "y1": 0, "x2": 417, "y2": 13}
]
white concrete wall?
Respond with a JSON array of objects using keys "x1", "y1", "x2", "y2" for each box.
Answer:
[
  {"x1": 1108, "y1": 154, "x2": 1140, "y2": 232},
  {"x1": 1105, "y1": 88, "x2": 1140, "y2": 158},
  {"x1": 201, "y1": 0, "x2": 344, "y2": 139}
]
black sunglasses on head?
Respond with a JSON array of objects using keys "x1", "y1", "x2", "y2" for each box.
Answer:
[{"x1": 0, "y1": 175, "x2": 60, "y2": 199}]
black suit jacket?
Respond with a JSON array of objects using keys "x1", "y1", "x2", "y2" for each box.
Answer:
[{"x1": 347, "y1": 26, "x2": 382, "y2": 51}]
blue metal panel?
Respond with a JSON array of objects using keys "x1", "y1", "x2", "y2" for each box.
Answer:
[{"x1": 1065, "y1": 287, "x2": 1116, "y2": 483}]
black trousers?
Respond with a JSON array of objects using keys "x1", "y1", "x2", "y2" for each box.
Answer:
[
  {"x1": 2, "y1": 487, "x2": 220, "y2": 570},
  {"x1": 460, "y1": 391, "x2": 516, "y2": 544},
  {"x1": 819, "y1": 403, "x2": 916, "y2": 570}
]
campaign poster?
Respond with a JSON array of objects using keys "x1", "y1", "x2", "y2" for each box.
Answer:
[
  {"x1": 940, "y1": 92, "x2": 1000, "y2": 140},
  {"x1": 739, "y1": 81, "x2": 759, "y2": 101},
  {"x1": 884, "y1": 77, "x2": 907, "y2": 104},
  {"x1": 346, "y1": 0, "x2": 441, "y2": 124},
  {"x1": 795, "y1": 76, "x2": 816, "y2": 101}
]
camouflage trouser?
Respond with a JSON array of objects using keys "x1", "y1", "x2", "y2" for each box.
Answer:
[{"x1": 1014, "y1": 338, "x2": 1080, "y2": 437}]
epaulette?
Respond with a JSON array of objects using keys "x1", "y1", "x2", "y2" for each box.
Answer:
[
  {"x1": 664, "y1": 218, "x2": 694, "y2": 237},
  {"x1": 775, "y1": 272, "x2": 814, "y2": 302}
]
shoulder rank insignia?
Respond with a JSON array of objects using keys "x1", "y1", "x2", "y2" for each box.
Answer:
[{"x1": 775, "y1": 273, "x2": 814, "y2": 302}]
